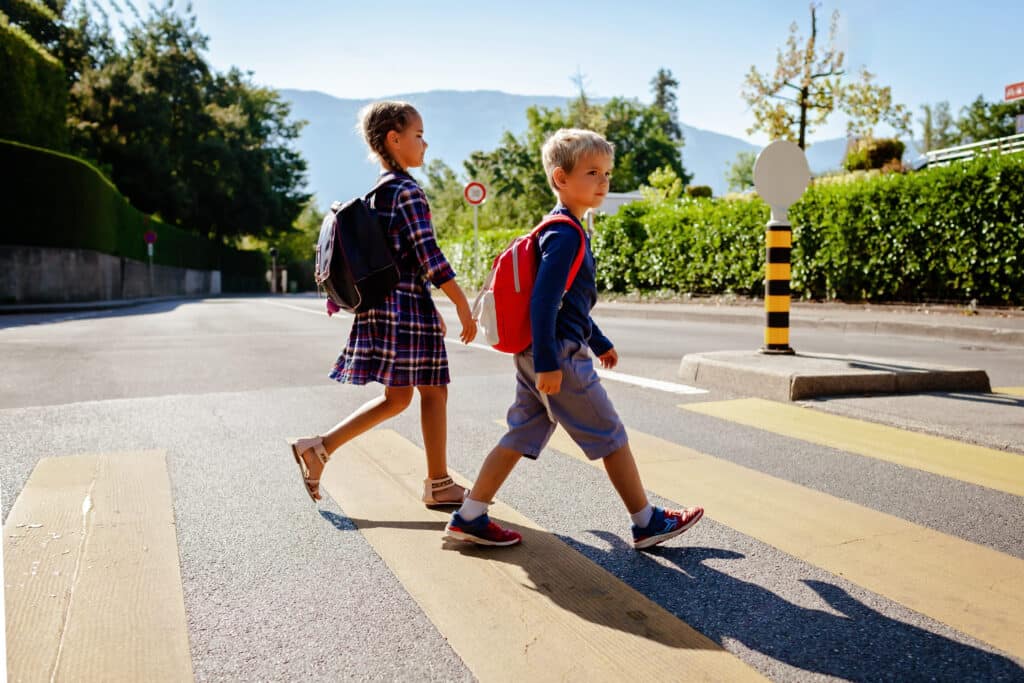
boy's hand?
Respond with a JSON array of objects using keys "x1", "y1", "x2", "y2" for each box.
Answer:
[
  {"x1": 457, "y1": 305, "x2": 477, "y2": 344},
  {"x1": 536, "y1": 369, "x2": 563, "y2": 395},
  {"x1": 598, "y1": 348, "x2": 618, "y2": 369}
]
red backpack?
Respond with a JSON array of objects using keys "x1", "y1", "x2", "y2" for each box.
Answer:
[{"x1": 472, "y1": 216, "x2": 586, "y2": 354}]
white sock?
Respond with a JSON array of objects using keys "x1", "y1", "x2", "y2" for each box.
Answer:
[
  {"x1": 630, "y1": 504, "x2": 654, "y2": 528},
  {"x1": 458, "y1": 497, "x2": 489, "y2": 522}
]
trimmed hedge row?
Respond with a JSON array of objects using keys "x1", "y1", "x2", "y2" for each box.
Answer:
[
  {"x1": 0, "y1": 10, "x2": 66, "y2": 150},
  {"x1": 440, "y1": 152, "x2": 1024, "y2": 304},
  {"x1": 1, "y1": 139, "x2": 266, "y2": 286}
]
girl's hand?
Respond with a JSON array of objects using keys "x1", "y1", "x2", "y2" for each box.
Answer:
[
  {"x1": 436, "y1": 308, "x2": 447, "y2": 336},
  {"x1": 536, "y1": 369, "x2": 563, "y2": 395},
  {"x1": 598, "y1": 348, "x2": 618, "y2": 369},
  {"x1": 457, "y1": 305, "x2": 477, "y2": 344}
]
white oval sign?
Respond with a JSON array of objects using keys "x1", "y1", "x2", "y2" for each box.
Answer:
[{"x1": 753, "y1": 140, "x2": 811, "y2": 209}]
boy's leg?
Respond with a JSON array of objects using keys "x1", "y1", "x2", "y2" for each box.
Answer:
[
  {"x1": 467, "y1": 445, "x2": 522, "y2": 507},
  {"x1": 601, "y1": 443, "x2": 648, "y2": 514}
]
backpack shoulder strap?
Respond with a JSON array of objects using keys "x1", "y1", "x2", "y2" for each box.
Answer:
[
  {"x1": 530, "y1": 216, "x2": 587, "y2": 292},
  {"x1": 365, "y1": 173, "x2": 401, "y2": 209}
]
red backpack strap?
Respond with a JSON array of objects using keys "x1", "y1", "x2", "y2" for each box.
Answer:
[{"x1": 529, "y1": 216, "x2": 587, "y2": 292}]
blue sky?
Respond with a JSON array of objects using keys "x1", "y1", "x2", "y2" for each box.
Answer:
[{"x1": 96, "y1": 0, "x2": 1020, "y2": 143}]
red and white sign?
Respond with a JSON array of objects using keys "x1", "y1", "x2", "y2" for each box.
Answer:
[
  {"x1": 1005, "y1": 81, "x2": 1024, "y2": 102},
  {"x1": 464, "y1": 181, "x2": 487, "y2": 205},
  {"x1": 144, "y1": 230, "x2": 158, "y2": 244}
]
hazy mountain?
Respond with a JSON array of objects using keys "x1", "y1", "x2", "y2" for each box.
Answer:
[{"x1": 281, "y1": 88, "x2": 857, "y2": 206}]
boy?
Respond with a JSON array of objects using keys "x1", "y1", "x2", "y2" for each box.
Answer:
[{"x1": 445, "y1": 129, "x2": 704, "y2": 550}]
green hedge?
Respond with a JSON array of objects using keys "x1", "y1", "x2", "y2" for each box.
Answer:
[
  {"x1": 0, "y1": 10, "x2": 66, "y2": 150},
  {"x1": 0, "y1": 139, "x2": 266, "y2": 286},
  {"x1": 439, "y1": 227, "x2": 520, "y2": 290},
  {"x1": 440, "y1": 153, "x2": 1024, "y2": 304}
]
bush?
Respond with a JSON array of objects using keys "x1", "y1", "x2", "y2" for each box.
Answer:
[
  {"x1": 0, "y1": 139, "x2": 265, "y2": 287},
  {"x1": 844, "y1": 137, "x2": 905, "y2": 172},
  {"x1": 685, "y1": 184, "x2": 713, "y2": 199},
  {"x1": 0, "y1": 10, "x2": 66, "y2": 149},
  {"x1": 404, "y1": 152, "x2": 1024, "y2": 305}
]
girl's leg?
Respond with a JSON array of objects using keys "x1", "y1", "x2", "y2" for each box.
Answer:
[
  {"x1": 300, "y1": 386, "x2": 414, "y2": 486},
  {"x1": 602, "y1": 443, "x2": 649, "y2": 514},
  {"x1": 417, "y1": 385, "x2": 448, "y2": 479}
]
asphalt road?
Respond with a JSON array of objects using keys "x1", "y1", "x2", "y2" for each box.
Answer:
[{"x1": 2, "y1": 296, "x2": 1023, "y2": 681}]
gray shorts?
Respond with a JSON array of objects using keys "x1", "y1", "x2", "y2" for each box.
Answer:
[{"x1": 498, "y1": 339, "x2": 629, "y2": 460}]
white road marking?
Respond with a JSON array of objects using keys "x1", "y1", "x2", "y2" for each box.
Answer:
[{"x1": 264, "y1": 299, "x2": 707, "y2": 396}]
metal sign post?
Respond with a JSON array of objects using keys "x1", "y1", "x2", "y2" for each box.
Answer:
[
  {"x1": 753, "y1": 140, "x2": 810, "y2": 355},
  {"x1": 144, "y1": 229, "x2": 158, "y2": 297},
  {"x1": 464, "y1": 181, "x2": 487, "y2": 274}
]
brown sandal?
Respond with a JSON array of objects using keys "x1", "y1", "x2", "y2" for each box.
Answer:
[
  {"x1": 422, "y1": 476, "x2": 468, "y2": 508},
  {"x1": 289, "y1": 436, "x2": 330, "y2": 502}
]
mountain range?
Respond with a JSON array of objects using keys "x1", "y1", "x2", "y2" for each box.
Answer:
[{"x1": 280, "y1": 89, "x2": 858, "y2": 207}]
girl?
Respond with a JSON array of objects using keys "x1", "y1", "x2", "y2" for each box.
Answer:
[{"x1": 289, "y1": 101, "x2": 477, "y2": 508}]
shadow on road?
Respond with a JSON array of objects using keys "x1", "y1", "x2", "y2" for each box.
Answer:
[{"x1": 566, "y1": 530, "x2": 1024, "y2": 681}]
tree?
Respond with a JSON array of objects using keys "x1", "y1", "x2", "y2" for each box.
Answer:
[
  {"x1": 956, "y1": 95, "x2": 1024, "y2": 144},
  {"x1": 726, "y1": 151, "x2": 757, "y2": 192},
  {"x1": 741, "y1": 3, "x2": 844, "y2": 149},
  {"x1": 66, "y1": 2, "x2": 309, "y2": 241},
  {"x1": 650, "y1": 67, "x2": 683, "y2": 143},
  {"x1": 603, "y1": 97, "x2": 691, "y2": 190},
  {"x1": 918, "y1": 101, "x2": 957, "y2": 152}
]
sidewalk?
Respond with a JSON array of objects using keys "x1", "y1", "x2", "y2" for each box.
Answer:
[{"x1": 592, "y1": 299, "x2": 1024, "y2": 348}]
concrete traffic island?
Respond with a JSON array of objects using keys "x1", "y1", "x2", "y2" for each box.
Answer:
[{"x1": 678, "y1": 350, "x2": 992, "y2": 401}]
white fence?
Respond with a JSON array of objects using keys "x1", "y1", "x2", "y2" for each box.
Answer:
[{"x1": 925, "y1": 133, "x2": 1024, "y2": 166}]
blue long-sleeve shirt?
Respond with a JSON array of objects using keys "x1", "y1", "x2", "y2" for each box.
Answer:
[{"x1": 530, "y1": 205, "x2": 613, "y2": 373}]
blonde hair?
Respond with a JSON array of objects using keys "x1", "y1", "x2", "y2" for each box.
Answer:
[
  {"x1": 541, "y1": 128, "x2": 615, "y2": 193},
  {"x1": 357, "y1": 101, "x2": 419, "y2": 172}
]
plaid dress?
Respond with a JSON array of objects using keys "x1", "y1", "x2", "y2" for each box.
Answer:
[{"x1": 329, "y1": 173, "x2": 455, "y2": 387}]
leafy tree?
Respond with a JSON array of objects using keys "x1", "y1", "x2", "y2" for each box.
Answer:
[
  {"x1": 603, "y1": 97, "x2": 691, "y2": 190},
  {"x1": 742, "y1": 3, "x2": 911, "y2": 149},
  {"x1": 650, "y1": 67, "x2": 683, "y2": 143},
  {"x1": 741, "y1": 3, "x2": 844, "y2": 149},
  {"x1": 918, "y1": 101, "x2": 958, "y2": 152},
  {"x1": 956, "y1": 95, "x2": 1024, "y2": 144},
  {"x1": 66, "y1": 2, "x2": 309, "y2": 241},
  {"x1": 726, "y1": 150, "x2": 757, "y2": 191}
]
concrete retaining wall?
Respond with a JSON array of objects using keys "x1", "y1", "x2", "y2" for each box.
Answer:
[{"x1": 0, "y1": 246, "x2": 222, "y2": 304}]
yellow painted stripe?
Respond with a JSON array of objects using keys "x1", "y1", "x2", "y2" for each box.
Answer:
[
  {"x1": 765, "y1": 295, "x2": 790, "y2": 313},
  {"x1": 4, "y1": 453, "x2": 193, "y2": 682},
  {"x1": 765, "y1": 231, "x2": 791, "y2": 248},
  {"x1": 683, "y1": 398, "x2": 1024, "y2": 497},
  {"x1": 322, "y1": 430, "x2": 763, "y2": 682},
  {"x1": 766, "y1": 263, "x2": 790, "y2": 280},
  {"x1": 994, "y1": 387, "x2": 1024, "y2": 397},
  {"x1": 539, "y1": 424, "x2": 1024, "y2": 660},
  {"x1": 764, "y1": 327, "x2": 789, "y2": 346}
]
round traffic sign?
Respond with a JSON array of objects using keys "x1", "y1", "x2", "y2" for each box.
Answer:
[
  {"x1": 753, "y1": 140, "x2": 810, "y2": 209},
  {"x1": 144, "y1": 230, "x2": 158, "y2": 244},
  {"x1": 464, "y1": 181, "x2": 487, "y2": 205}
]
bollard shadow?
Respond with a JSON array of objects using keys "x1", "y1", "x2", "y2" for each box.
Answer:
[{"x1": 564, "y1": 530, "x2": 1024, "y2": 681}]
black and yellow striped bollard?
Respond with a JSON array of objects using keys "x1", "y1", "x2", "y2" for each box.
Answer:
[{"x1": 752, "y1": 140, "x2": 810, "y2": 355}]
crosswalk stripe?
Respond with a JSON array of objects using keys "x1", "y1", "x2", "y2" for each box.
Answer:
[
  {"x1": 680, "y1": 398, "x2": 1024, "y2": 497},
  {"x1": 994, "y1": 386, "x2": 1024, "y2": 397},
  {"x1": 540, "y1": 424, "x2": 1024, "y2": 661},
  {"x1": 320, "y1": 430, "x2": 763, "y2": 682},
  {"x1": 3, "y1": 452, "x2": 193, "y2": 682}
]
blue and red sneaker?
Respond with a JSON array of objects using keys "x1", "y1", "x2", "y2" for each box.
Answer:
[
  {"x1": 631, "y1": 506, "x2": 704, "y2": 550},
  {"x1": 445, "y1": 512, "x2": 522, "y2": 547}
]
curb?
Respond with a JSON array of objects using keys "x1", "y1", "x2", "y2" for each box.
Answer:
[
  {"x1": 591, "y1": 304, "x2": 1024, "y2": 348},
  {"x1": 0, "y1": 296, "x2": 190, "y2": 315},
  {"x1": 678, "y1": 351, "x2": 993, "y2": 401}
]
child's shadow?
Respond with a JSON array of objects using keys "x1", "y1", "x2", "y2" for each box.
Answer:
[
  {"x1": 320, "y1": 509, "x2": 716, "y2": 651},
  {"x1": 568, "y1": 530, "x2": 1024, "y2": 681}
]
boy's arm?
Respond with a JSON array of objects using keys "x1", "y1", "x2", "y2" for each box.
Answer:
[
  {"x1": 588, "y1": 319, "x2": 613, "y2": 357},
  {"x1": 530, "y1": 225, "x2": 578, "y2": 373}
]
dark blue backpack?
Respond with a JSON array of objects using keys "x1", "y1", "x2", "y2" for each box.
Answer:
[{"x1": 315, "y1": 175, "x2": 399, "y2": 313}]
